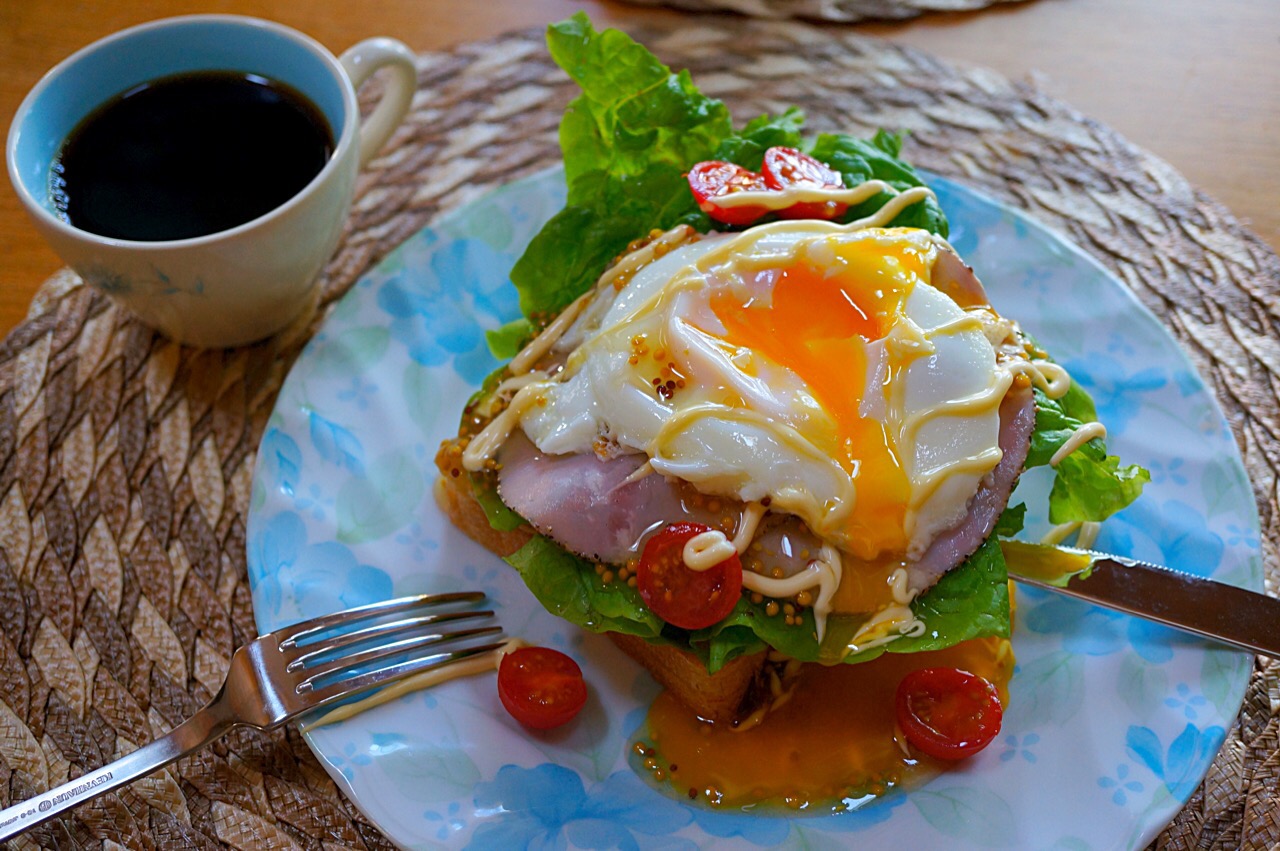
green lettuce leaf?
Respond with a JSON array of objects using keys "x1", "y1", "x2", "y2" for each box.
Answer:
[
  {"x1": 878, "y1": 537, "x2": 1010, "y2": 653},
  {"x1": 470, "y1": 473, "x2": 525, "y2": 532},
  {"x1": 1025, "y1": 382, "x2": 1097, "y2": 467},
  {"x1": 712, "y1": 107, "x2": 806, "y2": 170},
  {"x1": 547, "y1": 13, "x2": 733, "y2": 188},
  {"x1": 808, "y1": 130, "x2": 948, "y2": 236},
  {"x1": 510, "y1": 165, "x2": 702, "y2": 319},
  {"x1": 1049, "y1": 450, "x2": 1150, "y2": 523},
  {"x1": 510, "y1": 13, "x2": 950, "y2": 322},
  {"x1": 511, "y1": 14, "x2": 731, "y2": 319},
  {"x1": 502, "y1": 533, "x2": 1009, "y2": 673},
  {"x1": 1025, "y1": 386, "x2": 1149, "y2": 523},
  {"x1": 485, "y1": 317, "x2": 533, "y2": 360},
  {"x1": 994, "y1": 503, "x2": 1027, "y2": 537},
  {"x1": 504, "y1": 535, "x2": 667, "y2": 639}
]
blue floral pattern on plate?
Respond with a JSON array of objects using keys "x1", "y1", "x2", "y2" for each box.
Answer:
[{"x1": 247, "y1": 170, "x2": 1262, "y2": 849}]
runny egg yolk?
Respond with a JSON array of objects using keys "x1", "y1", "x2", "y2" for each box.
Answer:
[{"x1": 707, "y1": 234, "x2": 932, "y2": 562}]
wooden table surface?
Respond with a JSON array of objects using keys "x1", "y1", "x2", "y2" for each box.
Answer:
[{"x1": 3, "y1": 0, "x2": 1277, "y2": 340}]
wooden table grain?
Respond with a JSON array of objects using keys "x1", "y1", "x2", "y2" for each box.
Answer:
[{"x1": 2, "y1": 0, "x2": 1277, "y2": 339}]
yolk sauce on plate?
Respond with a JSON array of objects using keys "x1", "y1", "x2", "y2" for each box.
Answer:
[{"x1": 634, "y1": 636, "x2": 1013, "y2": 812}]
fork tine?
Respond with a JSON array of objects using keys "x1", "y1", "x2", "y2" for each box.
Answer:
[
  {"x1": 277, "y1": 591, "x2": 486, "y2": 648},
  {"x1": 300, "y1": 641, "x2": 510, "y2": 710},
  {"x1": 294, "y1": 625, "x2": 504, "y2": 688},
  {"x1": 283, "y1": 609, "x2": 495, "y2": 671}
]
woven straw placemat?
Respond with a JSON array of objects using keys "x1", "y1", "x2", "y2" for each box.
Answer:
[
  {"x1": 617, "y1": 0, "x2": 1026, "y2": 22},
  {"x1": 0, "y1": 16, "x2": 1276, "y2": 850}
]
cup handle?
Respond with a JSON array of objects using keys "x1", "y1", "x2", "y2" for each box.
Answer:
[{"x1": 339, "y1": 38, "x2": 417, "y2": 167}]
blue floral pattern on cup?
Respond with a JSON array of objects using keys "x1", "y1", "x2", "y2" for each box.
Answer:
[{"x1": 246, "y1": 170, "x2": 1262, "y2": 849}]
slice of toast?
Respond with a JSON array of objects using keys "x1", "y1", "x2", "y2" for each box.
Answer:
[
  {"x1": 435, "y1": 441, "x2": 766, "y2": 723},
  {"x1": 606, "y1": 632, "x2": 765, "y2": 724}
]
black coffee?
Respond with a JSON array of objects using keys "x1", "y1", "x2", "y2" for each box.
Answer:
[{"x1": 52, "y1": 71, "x2": 334, "y2": 241}]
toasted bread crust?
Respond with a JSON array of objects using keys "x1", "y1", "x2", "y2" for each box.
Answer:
[
  {"x1": 434, "y1": 443, "x2": 532, "y2": 558},
  {"x1": 434, "y1": 441, "x2": 765, "y2": 722},
  {"x1": 606, "y1": 632, "x2": 765, "y2": 724}
]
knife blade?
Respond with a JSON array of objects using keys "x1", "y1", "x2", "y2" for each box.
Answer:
[{"x1": 1001, "y1": 540, "x2": 1277, "y2": 658}]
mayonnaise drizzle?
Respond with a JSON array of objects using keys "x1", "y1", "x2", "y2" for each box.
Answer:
[
  {"x1": 508, "y1": 225, "x2": 699, "y2": 376},
  {"x1": 300, "y1": 638, "x2": 526, "y2": 731},
  {"x1": 1040, "y1": 519, "x2": 1101, "y2": 549},
  {"x1": 740, "y1": 554, "x2": 841, "y2": 643},
  {"x1": 843, "y1": 567, "x2": 925, "y2": 657},
  {"x1": 494, "y1": 370, "x2": 550, "y2": 397},
  {"x1": 919, "y1": 311, "x2": 986, "y2": 340},
  {"x1": 901, "y1": 372, "x2": 1013, "y2": 464},
  {"x1": 679, "y1": 503, "x2": 839, "y2": 642},
  {"x1": 1050, "y1": 422, "x2": 1108, "y2": 467},
  {"x1": 461, "y1": 383, "x2": 544, "y2": 472},
  {"x1": 709, "y1": 179, "x2": 892, "y2": 209},
  {"x1": 911, "y1": 448, "x2": 1005, "y2": 519},
  {"x1": 683, "y1": 531, "x2": 738, "y2": 570},
  {"x1": 708, "y1": 180, "x2": 935, "y2": 230},
  {"x1": 846, "y1": 187, "x2": 935, "y2": 229},
  {"x1": 510, "y1": 292, "x2": 591, "y2": 375},
  {"x1": 598, "y1": 224, "x2": 697, "y2": 291},
  {"x1": 1006, "y1": 359, "x2": 1071, "y2": 399},
  {"x1": 621, "y1": 460, "x2": 655, "y2": 485},
  {"x1": 733, "y1": 502, "x2": 769, "y2": 551},
  {"x1": 680, "y1": 501, "x2": 768, "y2": 570}
]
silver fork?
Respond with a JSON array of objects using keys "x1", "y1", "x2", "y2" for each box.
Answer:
[{"x1": 0, "y1": 591, "x2": 502, "y2": 842}]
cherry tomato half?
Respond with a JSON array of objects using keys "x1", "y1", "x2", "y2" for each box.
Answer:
[
  {"x1": 687, "y1": 161, "x2": 772, "y2": 225},
  {"x1": 637, "y1": 522, "x2": 744, "y2": 630},
  {"x1": 895, "y1": 667, "x2": 1003, "y2": 760},
  {"x1": 761, "y1": 146, "x2": 848, "y2": 221},
  {"x1": 497, "y1": 647, "x2": 588, "y2": 730}
]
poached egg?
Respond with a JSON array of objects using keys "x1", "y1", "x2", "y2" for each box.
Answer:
[{"x1": 517, "y1": 223, "x2": 1011, "y2": 566}]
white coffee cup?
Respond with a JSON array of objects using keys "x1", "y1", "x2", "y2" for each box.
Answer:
[{"x1": 6, "y1": 15, "x2": 417, "y2": 348}]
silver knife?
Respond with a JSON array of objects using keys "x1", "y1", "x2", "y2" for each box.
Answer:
[{"x1": 1001, "y1": 540, "x2": 1278, "y2": 658}]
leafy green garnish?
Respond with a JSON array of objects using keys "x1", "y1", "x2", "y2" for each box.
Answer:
[
  {"x1": 547, "y1": 14, "x2": 734, "y2": 188},
  {"x1": 877, "y1": 537, "x2": 1010, "y2": 654},
  {"x1": 1025, "y1": 382, "x2": 1098, "y2": 467},
  {"x1": 808, "y1": 131, "x2": 948, "y2": 235},
  {"x1": 470, "y1": 473, "x2": 526, "y2": 532},
  {"x1": 485, "y1": 317, "x2": 533, "y2": 360},
  {"x1": 711, "y1": 108, "x2": 805, "y2": 170},
  {"x1": 994, "y1": 503, "x2": 1027, "y2": 537},
  {"x1": 1026, "y1": 386, "x2": 1149, "y2": 523},
  {"x1": 503, "y1": 534, "x2": 1009, "y2": 673},
  {"x1": 510, "y1": 15, "x2": 729, "y2": 319},
  {"x1": 510, "y1": 12, "x2": 947, "y2": 321},
  {"x1": 505, "y1": 535, "x2": 666, "y2": 639}
]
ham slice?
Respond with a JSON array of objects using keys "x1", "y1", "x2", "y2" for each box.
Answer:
[
  {"x1": 496, "y1": 380, "x2": 1035, "y2": 591},
  {"x1": 931, "y1": 243, "x2": 990, "y2": 308},
  {"x1": 497, "y1": 434, "x2": 725, "y2": 564},
  {"x1": 906, "y1": 379, "x2": 1035, "y2": 589}
]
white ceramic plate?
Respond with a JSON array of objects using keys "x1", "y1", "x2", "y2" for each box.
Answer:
[{"x1": 247, "y1": 170, "x2": 1262, "y2": 850}]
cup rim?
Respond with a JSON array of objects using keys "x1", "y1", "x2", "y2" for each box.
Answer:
[{"x1": 5, "y1": 13, "x2": 361, "y2": 251}]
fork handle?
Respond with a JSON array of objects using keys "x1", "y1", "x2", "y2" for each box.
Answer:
[{"x1": 0, "y1": 698, "x2": 236, "y2": 842}]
